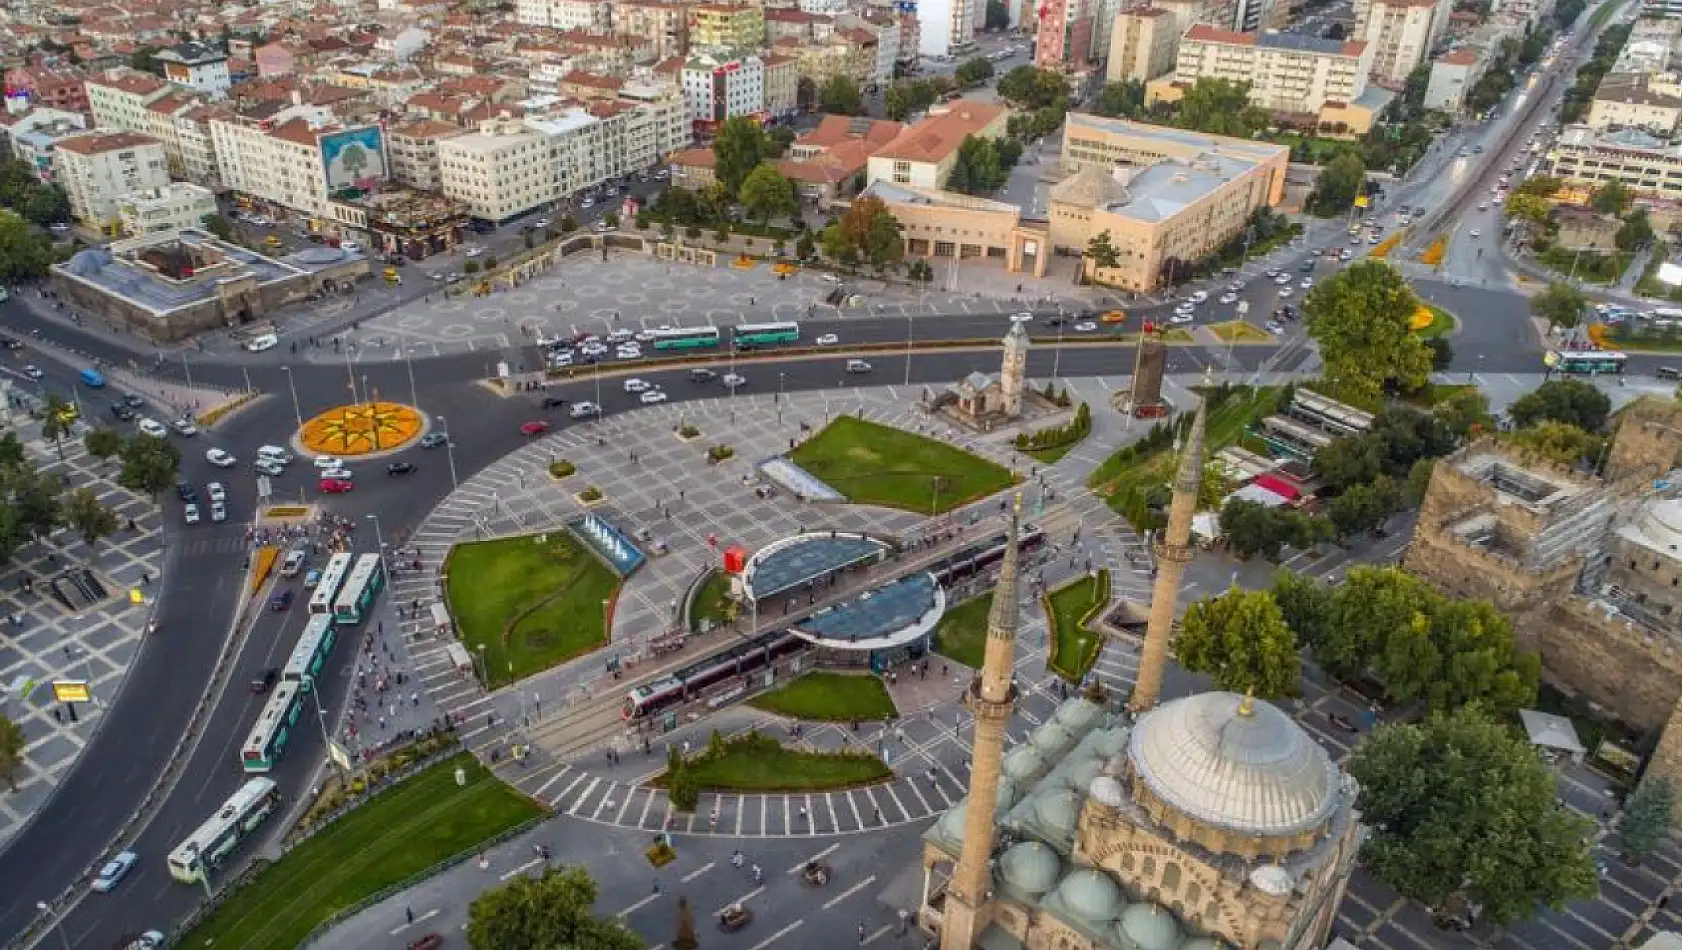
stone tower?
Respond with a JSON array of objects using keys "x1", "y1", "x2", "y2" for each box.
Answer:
[
  {"x1": 1129, "y1": 390, "x2": 1207, "y2": 713},
  {"x1": 942, "y1": 496, "x2": 1024, "y2": 950},
  {"x1": 999, "y1": 319, "x2": 1030, "y2": 418}
]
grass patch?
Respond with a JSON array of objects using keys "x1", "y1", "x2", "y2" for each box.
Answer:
[
  {"x1": 1538, "y1": 247, "x2": 1632, "y2": 285},
  {"x1": 445, "y1": 532, "x2": 621, "y2": 688},
  {"x1": 1026, "y1": 443, "x2": 1076, "y2": 463},
  {"x1": 688, "y1": 568, "x2": 737, "y2": 632},
  {"x1": 748, "y1": 671, "x2": 898, "y2": 721},
  {"x1": 1414, "y1": 304, "x2": 1458, "y2": 340},
  {"x1": 933, "y1": 592, "x2": 994, "y2": 669},
  {"x1": 660, "y1": 731, "x2": 891, "y2": 792},
  {"x1": 1207, "y1": 321, "x2": 1273, "y2": 343},
  {"x1": 177, "y1": 753, "x2": 543, "y2": 950},
  {"x1": 789, "y1": 415, "x2": 1016, "y2": 514},
  {"x1": 1044, "y1": 571, "x2": 1109, "y2": 683}
]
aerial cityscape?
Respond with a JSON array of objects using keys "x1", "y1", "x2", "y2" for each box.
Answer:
[{"x1": 5, "y1": 0, "x2": 1682, "y2": 945}]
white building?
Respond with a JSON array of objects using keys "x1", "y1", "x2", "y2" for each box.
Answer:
[
  {"x1": 680, "y1": 52, "x2": 765, "y2": 127},
  {"x1": 917, "y1": 0, "x2": 976, "y2": 60},
  {"x1": 155, "y1": 42, "x2": 231, "y2": 98},
  {"x1": 1354, "y1": 0, "x2": 1445, "y2": 87},
  {"x1": 85, "y1": 69, "x2": 172, "y2": 135},
  {"x1": 212, "y1": 107, "x2": 388, "y2": 223},
  {"x1": 53, "y1": 131, "x2": 170, "y2": 232},
  {"x1": 438, "y1": 119, "x2": 557, "y2": 221},
  {"x1": 1424, "y1": 46, "x2": 1486, "y2": 113},
  {"x1": 516, "y1": 0, "x2": 612, "y2": 29},
  {"x1": 1156, "y1": 27, "x2": 1374, "y2": 116},
  {"x1": 375, "y1": 27, "x2": 432, "y2": 62},
  {"x1": 116, "y1": 181, "x2": 218, "y2": 235}
]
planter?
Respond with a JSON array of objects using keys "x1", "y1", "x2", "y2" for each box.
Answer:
[
  {"x1": 675, "y1": 424, "x2": 702, "y2": 442},
  {"x1": 576, "y1": 486, "x2": 605, "y2": 506},
  {"x1": 548, "y1": 460, "x2": 576, "y2": 479},
  {"x1": 706, "y1": 445, "x2": 735, "y2": 464}
]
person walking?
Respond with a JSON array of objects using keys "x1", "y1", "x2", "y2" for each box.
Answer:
[{"x1": 858, "y1": 921, "x2": 867, "y2": 944}]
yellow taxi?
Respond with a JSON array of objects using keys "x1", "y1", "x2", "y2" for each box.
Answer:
[{"x1": 1101, "y1": 310, "x2": 1126, "y2": 324}]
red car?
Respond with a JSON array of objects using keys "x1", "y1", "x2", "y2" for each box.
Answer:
[
  {"x1": 520, "y1": 420, "x2": 550, "y2": 436},
  {"x1": 320, "y1": 478, "x2": 354, "y2": 493}
]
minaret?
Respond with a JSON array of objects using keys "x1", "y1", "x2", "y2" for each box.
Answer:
[
  {"x1": 942, "y1": 496, "x2": 1024, "y2": 950},
  {"x1": 1128, "y1": 389, "x2": 1208, "y2": 714}
]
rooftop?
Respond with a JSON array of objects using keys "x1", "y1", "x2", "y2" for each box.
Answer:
[
  {"x1": 872, "y1": 100, "x2": 1005, "y2": 163},
  {"x1": 790, "y1": 571, "x2": 943, "y2": 650},
  {"x1": 1183, "y1": 24, "x2": 1366, "y2": 57},
  {"x1": 743, "y1": 533, "x2": 888, "y2": 601},
  {"x1": 54, "y1": 229, "x2": 338, "y2": 318},
  {"x1": 54, "y1": 130, "x2": 162, "y2": 155}
]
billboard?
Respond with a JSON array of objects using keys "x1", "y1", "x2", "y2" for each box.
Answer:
[{"x1": 320, "y1": 126, "x2": 387, "y2": 190}]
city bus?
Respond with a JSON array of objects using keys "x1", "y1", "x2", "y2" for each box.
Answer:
[
  {"x1": 732, "y1": 322, "x2": 800, "y2": 347},
  {"x1": 239, "y1": 681, "x2": 302, "y2": 773},
  {"x1": 645, "y1": 326, "x2": 721, "y2": 351},
  {"x1": 307, "y1": 552, "x2": 355, "y2": 616},
  {"x1": 166, "y1": 777, "x2": 282, "y2": 884},
  {"x1": 1544, "y1": 349, "x2": 1627, "y2": 376},
  {"x1": 282, "y1": 614, "x2": 338, "y2": 689},
  {"x1": 332, "y1": 553, "x2": 386, "y2": 625}
]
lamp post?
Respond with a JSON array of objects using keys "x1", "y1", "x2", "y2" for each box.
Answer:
[
  {"x1": 903, "y1": 311, "x2": 914, "y2": 386},
  {"x1": 475, "y1": 643, "x2": 489, "y2": 687},
  {"x1": 35, "y1": 902, "x2": 70, "y2": 950},
  {"x1": 366, "y1": 514, "x2": 388, "y2": 577},
  {"x1": 342, "y1": 340, "x2": 359, "y2": 406},
  {"x1": 181, "y1": 352, "x2": 195, "y2": 392},
  {"x1": 302, "y1": 673, "x2": 345, "y2": 779},
  {"x1": 402, "y1": 345, "x2": 421, "y2": 410},
  {"x1": 280, "y1": 365, "x2": 303, "y2": 429},
  {"x1": 437, "y1": 415, "x2": 459, "y2": 489},
  {"x1": 778, "y1": 372, "x2": 786, "y2": 422},
  {"x1": 1051, "y1": 305, "x2": 1065, "y2": 389}
]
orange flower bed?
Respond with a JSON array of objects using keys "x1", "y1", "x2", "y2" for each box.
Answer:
[
  {"x1": 299, "y1": 401, "x2": 424, "y2": 456},
  {"x1": 1420, "y1": 236, "x2": 1447, "y2": 266},
  {"x1": 1409, "y1": 305, "x2": 1434, "y2": 331}
]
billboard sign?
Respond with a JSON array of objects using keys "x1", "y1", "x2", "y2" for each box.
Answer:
[
  {"x1": 51, "y1": 680, "x2": 91, "y2": 703},
  {"x1": 320, "y1": 126, "x2": 387, "y2": 191}
]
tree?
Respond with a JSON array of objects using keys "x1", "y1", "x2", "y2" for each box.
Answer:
[
  {"x1": 602, "y1": 211, "x2": 619, "y2": 229},
  {"x1": 201, "y1": 213, "x2": 235, "y2": 241},
  {"x1": 466, "y1": 866, "x2": 643, "y2": 950},
  {"x1": 129, "y1": 46, "x2": 161, "y2": 74},
  {"x1": 1175, "y1": 587, "x2": 1300, "y2": 698},
  {"x1": 1326, "y1": 474, "x2": 1400, "y2": 538},
  {"x1": 117, "y1": 435, "x2": 181, "y2": 498},
  {"x1": 955, "y1": 57, "x2": 995, "y2": 88},
  {"x1": 1507, "y1": 420, "x2": 1602, "y2": 465},
  {"x1": 83, "y1": 428, "x2": 122, "y2": 461},
  {"x1": 40, "y1": 395, "x2": 72, "y2": 460},
  {"x1": 23, "y1": 184, "x2": 69, "y2": 227},
  {"x1": 817, "y1": 75, "x2": 863, "y2": 116},
  {"x1": 1271, "y1": 569, "x2": 1331, "y2": 654},
  {"x1": 0, "y1": 714, "x2": 23, "y2": 792},
  {"x1": 0, "y1": 213, "x2": 54, "y2": 284},
  {"x1": 945, "y1": 135, "x2": 1008, "y2": 194},
  {"x1": 1590, "y1": 180, "x2": 1633, "y2": 215},
  {"x1": 1503, "y1": 192, "x2": 1553, "y2": 225},
  {"x1": 996, "y1": 66, "x2": 1068, "y2": 110},
  {"x1": 1351, "y1": 706, "x2": 1598, "y2": 926},
  {"x1": 1616, "y1": 209, "x2": 1654, "y2": 252},
  {"x1": 1176, "y1": 77, "x2": 1269, "y2": 138},
  {"x1": 560, "y1": 215, "x2": 578, "y2": 233},
  {"x1": 0, "y1": 432, "x2": 23, "y2": 471},
  {"x1": 1303, "y1": 261, "x2": 1432, "y2": 404},
  {"x1": 1306, "y1": 151, "x2": 1367, "y2": 216},
  {"x1": 64, "y1": 487, "x2": 117, "y2": 550},
  {"x1": 1083, "y1": 230, "x2": 1120, "y2": 282},
  {"x1": 712, "y1": 116, "x2": 769, "y2": 198},
  {"x1": 823, "y1": 196, "x2": 903, "y2": 270},
  {"x1": 739, "y1": 164, "x2": 797, "y2": 226},
  {"x1": 768, "y1": 125, "x2": 797, "y2": 157},
  {"x1": 1312, "y1": 433, "x2": 1385, "y2": 493},
  {"x1": 1435, "y1": 387, "x2": 1492, "y2": 442},
  {"x1": 984, "y1": 0, "x2": 1011, "y2": 29},
  {"x1": 1618, "y1": 778, "x2": 1675, "y2": 862},
  {"x1": 1508, "y1": 378, "x2": 1612, "y2": 432},
  {"x1": 1531, "y1": 281, "x2": 1586, "y2": 330},
  {"x1": 1091, "y1": 80, "x2": 1146, "y2": 119}
]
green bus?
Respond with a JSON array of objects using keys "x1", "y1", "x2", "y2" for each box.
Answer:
[
  {"x1": 733, "y1": 322, "x2": 800, "y2": 347},
  {"x1": 646, "y1": 326, "x2": 721, "y2": 350},
  {"x1": 1544, "y1": 349, "x2": 1626, "y2": 376}
]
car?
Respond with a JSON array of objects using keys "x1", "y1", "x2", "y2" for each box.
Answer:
[
  {"x1": 1218, "y1": 293, "x2": 1239, "y2": 304},
  {"x1": 319, "y1": 478, "x2": 354, "y2": 494},
  {"x1": 607, "y1": 329, "x2": 635, "y2": 344},
  {"x1": 304, "y1": 568, "x2": 323, "y2": 588},
  {"x1": 120, "y1": 931, "x2": 166, "y2": 950},
  {"x1": 253, "y1": 459, "x2": 286, "y2": 477},
  {"x1": 207, "y1": 482, "x2": 227, "y2": 504},
  {"x1": 1101, "y1": 310, "x2": 1126, "y2": 324},
  {"x1": 281, "y1": 549, "x2": 307, "y2": 576},
  {"x1": 312, "y1": 456, "x2": 345, "y2": 470},
  {"x1": 1470, "y1": 228, "x2": 1482, "y2": 238},
  {"x1": 821, "y1": 273, "x2": 843, "y2": 284},
  {"x1": 0, "y1": 336, "x2": 20, "y2": 350},
  {"x1": 269, "y1": 589, "x2": 294, "y2": 611},
  {"x1": 520, "y1": 420, "x2": 550, "y2": 436},
  {"x1": 1168, "y1": 312, "x2": 1194, "y2": 325},
  {"x1": 321, "y1": 467, "x2": 354, "y2": 481},
  {"x1": 640, "y1": 389, "x2": 669, "y2": 404},
  {"x1": 581, "y1": 343, "x2": 608, "y2": 357},
  {"x1": 721, "y1": 373, "x2": 747, "y2": 389},
  {"x1": 175, "y1": 480, "x2": 197, "y2": 502},
  {"x1": 1274, "y1": 274, "x2": 1292, "y2": 285},
  {"x1": 570, "y1": 401, "x2": 602, "y2": 419},
  {"x1": 92, "y1": 850, "x2": 140, "y2": 893},
  {"x1": 594, "y1": 221, "x2": 614, "y2": 233},
  {"x1": 206, "y1": 448, "x2": 236, "y2": 468},
  {"x1": 210, "y1": 501, "x2": 227, "y2": 523},
  {"x1": 183, "y1": 503, "x2": 201, "y2": 525},
  {"x1": 428, "y1": 271, "x2": 447, "y2": 282},
  {"x1": 387, "y1": 461, "x2": 417, "y2": 476},
  {"x1": 1264, "y1": 269, "x2": 1280, "y2": 279},
  {"x1": 1073, "y1": 321, "x2": 1097, "y2": 332},
  {"x1": 815, "y1": 333, "x2": 840, "y2": 345},
  {"x1": 1188, "y1": 290, "x2": 1209, "y2": 304},
  {"x1": 121, "y1": 394, "x2": 144, "y2": 409},
  {"x1": 464, "y1": 246, "x2": 485, "y2": 258},
  {"x1": 23, "y1": 365, "x2": 42, "y2": 380},
  {"x1": 420, "y1": 432, "x2": 449, "y2": 449},
  {"x1": 110, "y1": 403, "x2": 135, "y2": 421},
  {"x1": 1278, "y1": 286, "x2": 1294, "y2": 298},
  {"x1": 138, "y1": 418, "x2": 167, "y2": 438},
  {"x1": 1300, "y1": 260, "x2": 1315, "y2": 272},
  {"x1": 538, "y1": 394, "x2": 568, "y2": 410},
  {"x1": 1349, "y1": 235, "x2": 1362, "y2": 245},
  {"x1": 1339, "y1": 249, "x2": 1353, "y2": 261},
  {"x1": 689, "y1": 368, "x2": 717, "y2": 382},
  {"x1": 846, "y1": 359, "x2": 873, "y2": 373},
  {"x1": 535, "y1": 217, "x2": 551, "y2": 229},
  {"x1": 1265, "y1": 321, "x2": 1285, "y2": 335},
  {"x1": 1368, "y1": 234, "x2": 1382, "y2": 245},
  {"x1": 171, "y1": 418, "x2": 198, "y2": 437},
  {"x1": 615, "y1": 346, "x2": 642, "y2": 359},
  {"x1": 1299, "y1": 277, "x2": 1314, "y2": 288},
  {"x1": 1174, "y1": 302, "x2": 1196, "y2": 315},
  {"x1": 623, "y1": 378, "x2": 650, "y2": 393},
  {"x1": 246, "y1": 334, "x2": 279, "y2": 353}
]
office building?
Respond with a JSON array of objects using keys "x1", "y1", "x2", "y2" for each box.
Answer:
[
  {"x1": 1149, "y1": 27, "x2": 1381, "y2": 132},
  {"x1": 681, "y1": 51, "x2": 765, "y2": 133},
  {"x1": 211, "y1": 107, "x2": 389, "y2": 225},
  {"x1": 1546, "y1": 124, "x2": 1682, "y2": 201},
  {"x1": 54, "y1": 131, "x2": 171, "y2": 232},
  {"x1": 1107, "y1": 10, "x2": 1180, "y2": 82}
]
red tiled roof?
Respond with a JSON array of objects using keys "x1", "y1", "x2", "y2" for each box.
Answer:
[
  {"x1": 55, "y1": 130, "x2": 160, "y2": 154},
  {"x1": 872, "y1": 101, "x2": 1004, "y2": 163}
]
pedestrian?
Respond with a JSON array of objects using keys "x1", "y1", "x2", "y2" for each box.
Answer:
[
  {"x1": 406, "y1": 907, "x2": 414, "y2": 924},
  {"x1": 858, "y1": 921, "x2": 867, "y2": 944},
  {"x1": 652, "y1": 879, "x2": 661, "y2": 895},
  {"x1": 898, "y1": 909, "x2": 909, "y2": 935}
]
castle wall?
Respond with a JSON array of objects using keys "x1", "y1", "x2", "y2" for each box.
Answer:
[
  {"x1": 1638, "y1": 697, "x2": 1682, "y2": 831},
  {"x1": 1608, "y1": 398, "x2": 1682, "y2": 486},
  {"x1": 1536, "y1": 597, "x2": 1682, "y2": 731}
]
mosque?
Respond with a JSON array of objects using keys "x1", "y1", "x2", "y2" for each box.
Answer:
[{"x1": 916, "y1": 391, "x2": 1364, "y2": 950}]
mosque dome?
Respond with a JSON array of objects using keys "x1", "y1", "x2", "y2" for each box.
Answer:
[
  {"x1": 1054, "y1": 869, "x2": 1127, "y2": 924},
  {"x1": 937, "y1": 802, "x2": 967, "y2": 842},
  {"x1": 1004, "y1": 745, "x2": 1045, "y2": 782},
  {"x1": 1128, "y1": 692, "x2": 1340, "y2": 838},
  {"x1": 1088, "y1": 775, "x2": 1125, "y2": 808},
  {"x1": 1632, "y1": 497, "x2": 1682, "y2": 553},
  {"x1": 1090, "y1": 727, "x2": 1130, "y2": 759},
  {"x1": 1031, "y1": 785, "x2": 1084, "y2": 838},
  {"x1": 1055, "y1": 699, "x2": 1104, "y2": 730},
  {"x1": 1058, "y1": 755, "x2": 1104, "y2": 789},
  {"x1": 1119, "y1": 903, "x2": 1185, "y2": 950},
  {"x1": 1000, "y1": 841, "x2": 1061, "y2": 896},
  {"x1": 1031, "y1": 722, "x2": 1075, "y2": 756}
]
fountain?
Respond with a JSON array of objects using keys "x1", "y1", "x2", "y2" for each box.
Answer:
[{"x1": 566, "y1": 514, "x2": 646, "y2": 576}]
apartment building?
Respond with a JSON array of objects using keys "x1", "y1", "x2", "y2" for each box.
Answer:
[
  {"x1": 86, "y1": 69, "x2": 171, "y2": 135},
  {"x1": 764, "y1": 53, "x2": 800, "y2": 118},
  {"x1": 1589, "y1": 73, "x2": 1682, "y2": 135},
  {"x1": 116, "y1": 182, "x2": 218, "y2": 236},
  {"x1": 1050, "y1": 113, "x2": 1289, "y2": 292},
  {"x1": 389, "y1": 118, "x2": 465, "y2": 191},
  {"x1": 691, "y1": 4, "x2": 767, "y2": 49},
  {"x1": 1545, "y1": 124, "x2": 1682, "y2": 201},
  {"x1": 155, "y1": 42, "x2": 231, "y2": 98},
  {"x1": 791, "y1": 38, "x2": 874, "y2": 87},
  {"x1": 865, "y1": 100, "x2": 1007, "y2": 189},
  {"x1": 849, "y1": 10, "x2": 903, "y2": 84},
  {"x1": 1149, "y1": 27, "x2": 1376, "y2": 128},
  {"x1": 53, "y1": 131, "x2": 170, "y2": 232},
  {"x1": 1424, "y1": 46, "x2": 1487, "y2": 113},
  {"x1": 1107, "y1": 9, "x2": 1180, "y2": 82},
  {"x1": 212, "y1": 106, "x2": 389, "y2": 223},
  {"x1": 681, "y1": 52, "x2": 765, "y2": 132},
  {"x1": 1035, "y1": 0, "x2": 1096, "y2": 70},
  {"x1": 437, "y1": 119, "x2": 556, "y2": 221},
  {"x1": 1, "y1": 67, "x2": 90, "y2": 117},
  {"x1": 9, "y1": 114, "x2": 91, "y2": 183},
  {"x1": 917, "y1": 0, "x2": 977, "y2": 59},
  {"x1": 766, "y1": 9, "x2": 837, "y2": 45},
  {"x1": 615, "y1": 0, "x2": 690, "y2": 61},
  {"x1": 1354, "y1": 0, "x2": 1443, "y2": 87}
]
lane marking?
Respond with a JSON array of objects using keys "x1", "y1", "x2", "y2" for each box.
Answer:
[
  {"x1": 682, "y1": 862, "x2": 715, "y2": 883},
  {"x1": 616, "y1": 893, "x2": 659, "y2": 918},
  {"x1": 712, "y1": 886, "x2": 764, "y2": 917},
  {"x1": 500, "y1": 858, "x2": 543, "y2": 881},
  {"x1": 823, "y1": 874, "x2": 878, "y2": 911},
  {"x1": 787, "y1": 843, "x2": 839, "y2": 874},
  {"x1": 748, "y1": 920, "x2": 803, "y2": 950}
]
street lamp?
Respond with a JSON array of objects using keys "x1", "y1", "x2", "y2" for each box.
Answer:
[
  {"x1": 778, "y1": 372, "x2": 786, "y2": 422},
  {"x1": 302, "y1": 673, "x2": 345, "y2": 779},
  {"x1": 402, "y1": 345, "x2": 421, "y2": 410},
  {"x1": 366, "y1": 514, "x2": 388, "y2": 577},
  {"x1": 437, "y1": 415, "x2": 460, "y2": 489},
  {"x1": 280, "y1": 365, "x2": 303, "y2": 429},
  {"x1": 475, "y1": 643, "x2": 489, "y2": 687},
  {"x1": 36, "y1": 902, "x2": 70, "y2": 950},
  {"x1": 903, "y1": 312, "x2": 915, "y2": 387}
]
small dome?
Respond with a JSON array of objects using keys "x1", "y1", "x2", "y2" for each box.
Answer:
[
  {"x1": 1059, "y1": 755, "x2": 1104, "y2": 789},
  {"x1": 1031, "y1": 722, "x2": 1074, "y2": 755},
  {"x1": 1033, "y1": 786, "x2": 1083, "y2": 837},
  {"x1": 937, "y1": 802, "x2": 966, "y2": 842},
  {"x1": 1000, "y1": 841, "x2": 1061, "y2": 895},
  {"x1": 1091, "y1": 727, "x2": 1130, "y2": 759},
  {"x1": 1088, "y1": 775, "x2": 1125, "y2": 807},
  {"x1": 1182, "y1": 939, "x2": 1225, "y2": 950},
  {"x1": 994, "y1": 777, "x2": 1018, "y2": 814},
  {"x1": 1054, "y1": 869, "x2": 1126, "y2": 924},
  {"x1": 1249, "y1": 865, "x2": 1295, "y2": 897},
  {"x1": 1056, "y1": 698, "x2": 1104, "y2": 729},
  {"x1": 1003, "y1": 745, "x2": 1045, "y2": 782},
  {"x1": 1120, "y1": 903, "x2": 1184, "y2": 950},
  {"x1": 1128, "y1": 691, "x2": 1340, "y2": 838}
]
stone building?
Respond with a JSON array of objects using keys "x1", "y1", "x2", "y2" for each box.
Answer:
[{"x1": 938, "y1": 320, "x2": 1030, "y2": 426}]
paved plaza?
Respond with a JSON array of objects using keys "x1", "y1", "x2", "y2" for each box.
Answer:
[{"x1": 0, "y1": 422, "x2": 167, "y2": 847}]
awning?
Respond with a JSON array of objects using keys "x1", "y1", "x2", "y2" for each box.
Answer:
[
  {"x1": 1227, "y1": 484, "x2": 1289, "y2": 508},
  {"x1": 1519, "y1": 709, "x2": 1586, "y2": 757},
  {"x1": 1252, "y1": 473, "x2": 1301, "y2": 500}
]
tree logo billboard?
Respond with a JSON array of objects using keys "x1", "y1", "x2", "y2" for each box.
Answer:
[{"x1": 320, "y1": 127, "x2": 387, "y2": 190}]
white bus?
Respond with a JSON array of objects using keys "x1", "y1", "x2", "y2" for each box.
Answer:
[
  {"x1": 283, "y1": 614, "x2": 338, "y2": 689},
  {"x1": 239, "y1": 682, "x2": 302, "y2": 773},
  {"x1": 332, "y1": 554, "x2": 385, "y2": 625},
  {"x1": 166, "y1": 777, "x2": 282, "y2": 884},
  {"x1": 308, "y1": 552, "x2": 354, "y2": 616}
]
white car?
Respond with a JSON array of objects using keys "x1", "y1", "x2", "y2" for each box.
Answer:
[
  {"x1": 1274, "y1": 274, "x2": 1292, "y2": 285},
  {"x1": 1265, "y1": 321, "x2": 1285, "y2": 335},
  {"x1": 253, "y1": 459, "x2": 285, "y2": 477},
  {"x1": 171, "y1": 418, "x2": 198, "y2": 437},
  {"x1": 1470, "y1": 228, "x2": 1482, "y2": 238},
  {"x1": 120, "y1": 931, "x2": 165, "y2": 950},
  {"x1": 815, "y1": 333, "x2": 840, "y2": 346},
  {"x1": 623, "y1": 378, "x2": 650, "y2": 393},
  {"x1": 92, "y1": 851, "x2": 139, "y2": 893},
  {"x1": 210, "y1": 501, "x2": 228, "y2": 523},
  {"x1": 312, "y1": 456, "x2": 344, "y2": 470},
  {"x1": 206, "y1": 448, "x2": 236, "y2": 468},
  {"x1": 137, "y1": 418, "x2": 167, "y2": 438},
  {"x1": 1168, "y1": 313, "x2": 1195, "y2": 325},
  {"x1": 183, "y1": 504, "x2": 201, "y2": 525},
  {"x1": 1073, "y1": 321, "x2": 1097, "y2": 332},
  {"x1": 581, "y1": 343, "x2": 608, "y2": 357},
  {"x1": 340, "y1": 240, "x2": 361, "y2": 253},
  {"x1": 464, "y1": 246, "x2": 485, "y2": 258},
  {"x1": 570, "y1": 401, "x2": 601, "y2": 419},
  {"x1": 1277, "y1": 287, "x2": 1294, "y2": 298},
  {"x1": 23, "y1": 365, "x2": 42, "y2": 380},
  {"x1": 1174, "y1": 302, "x2": 1196, "y2": 315},
  {"x1": 1299, "y1": 277, "x2": 1314, "y2": 288},
  {"x1": 721, "y1": 373, "x2": 747, "y2": 389},
  {"x1": 640, "y1": 389, "x2": 669, "y2": 405},
  {"x1": 322, "y1": 467, "x2": 354, "y2": 481},
  {"x1": 607, "y1": 329, "x2": 635, "y2": 343},
  {"x1": 535, "y1": 218, "x2": 551, "y2": 229},
  {"x1": 1218, "y1": 293, "x2": 1240, "y2": 304},
  {"x1": 1188, "y1": 290, "x2": 1209, "y2": 304},
  {"x1": 594, "y1": 222, "x2": 614, "y2": 233},
  {"x1": 549, "y1": 352, "x2": 573, "y2": 367},
  {"x1": 616, "y1": 346, "x2": 642, "y2": 360},
  {"x1": 207, "y1": 482, "x2": 227, "y2": 503}
]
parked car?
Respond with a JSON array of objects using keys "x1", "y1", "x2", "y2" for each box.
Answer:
[
  {"x1": 183, "y1": 504, "x2": 201, "y2": 524},
  {"x1": 319, "y1": 478, "x2": 354, "y2": 494},
  {"x1": 206, "y1": 448, "x2": 236, "y2": 468},
  {"x1": 253, "y1": 459, "x2": 286, "y2": 477},
  {"x1": 138, "y1": 418, "x2": 167, "y2": 438},
  {"x1": 570, "y1": 402, "x2": 601, "y2": 419}
]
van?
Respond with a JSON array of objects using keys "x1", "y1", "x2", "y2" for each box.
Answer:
[
  {"x1": 846, "y1": 359, "x2": 873, "y2": 374},
  {"x1": 257, "y1": 445, "x2": 293, "y2": 465},
  {"x1": 1660, "y1": 367, "x2": 1681, "y2": 380},
  {"x1": 245, "y1": 333, "x2": 279, "y2": 353},
  {"x1": 280, "y1": 549, "x2": 307, "y2": 577},
  {"x1": 80, "y1": 368, "x2": 106, "y2": 388}
]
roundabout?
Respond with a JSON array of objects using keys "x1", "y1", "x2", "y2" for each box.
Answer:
[{"x1": 296, "y1": 400, "x2": 427, "y2": 457}]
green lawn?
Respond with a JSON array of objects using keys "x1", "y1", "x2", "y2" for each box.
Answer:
[
  {"x1": 788, "y1": 416, "x2": 1016, "y2": 514},
  {"x1": 1045, "y1": 571, "x2": 1110, "y2": 683},
  {"x1": 1207, "y1": 321, "x2": 1273, "y2": 343},
  {"x1": 1415, "y1": 304, "x2": 1458, "y2": 340},
  {"x1": 178, "y1": 753, "x2": 544, "y2": 950},
  {"x1": 666, "y1": 735, "x2": 891, "y2": 792},
  {"x1": 933, "y1": 593, "x2": 994, "y2": 669},
  {"x1": 688, "y1": 569, "x2": 736, "y2": 633},
  {"x1": 445, "y1": 532, "x2": 622, "y2": 687},
  {"x1": 749, "y1": 671, "x2": 898, "y2": 721},
  {"x1": 1025, "y1": 442, "x2": 1077, "y2": 463}
]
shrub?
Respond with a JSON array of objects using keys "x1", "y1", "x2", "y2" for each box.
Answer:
[
  {"x1": 549, "y1": 459, "x2": 576, "y2": 478},
  {"x1": 707, "y1": 444, "x2": 734, "y2": 463},
  {"x1": 635, "y1": 212, "x2": 650, "y2": 229},
  {"x1": 561, "y1": 216, "x2": 578, "y2": 233},
  {"x1": 483, "y1": 255, "x2": 498, "y2": 270},
  {"x1": 463, "y1": 259, "x2": 480, "y2": 275},
  {"x1": 578, "y1": 485, "x2": 603, "y2": 502},
  {"x1": 678, "y1": 423, "x2": 700, "y2": 439}
]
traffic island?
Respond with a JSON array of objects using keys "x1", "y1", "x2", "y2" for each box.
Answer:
[
  {"x1": 297, "y1": 401, "x2": 425, "y2": 457},
  {"x1": 787, "y1": 416, "x2": 1015, "y2": 515},
  {"x1": 443, "y1": 532, "x2": 621, "y2": 688},
  {"x1": 1044, "y1": 570, "x2": 1110, "y2": 684},
  {"x1": 657, "y1": 730, "x2": 891, "y2": 796},
  {"x1": 931, "y1": 592, "x2": 993, "y2": 670},
  {"x1": 748, "y1": 671, "x2": 898, "y2": 722}
]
